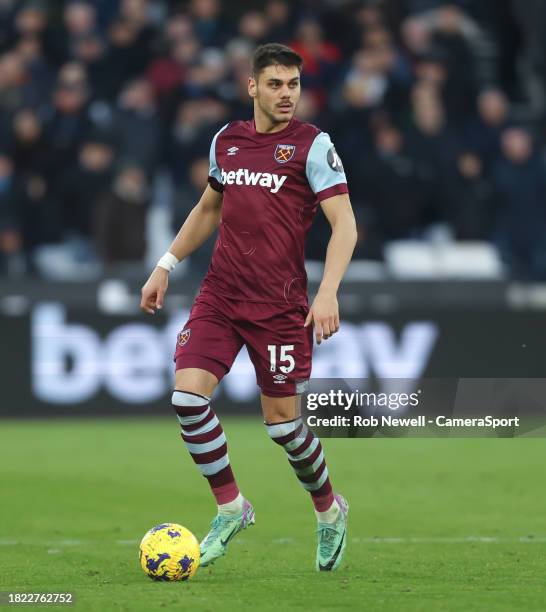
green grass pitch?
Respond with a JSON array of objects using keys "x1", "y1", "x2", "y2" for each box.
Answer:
[{"x1": 1, "y1": 418, "x2": 545, "y2": 611}]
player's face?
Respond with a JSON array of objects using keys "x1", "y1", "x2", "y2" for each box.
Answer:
[{"x1": 249, "y1": 64, "x2": 301, "y2": 126}]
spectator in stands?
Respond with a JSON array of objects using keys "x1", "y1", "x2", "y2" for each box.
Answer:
[
  {"x1": 114, "y1": 77, "x2": 161, "y2": 175},
  {"x1": 64, "y1": 1, "x2": 96, "y2": 38},
  {"x1": 463, "y1": 88, "x2": 509, "y2": 169},
  {"x1": 189, "y1": 0, "x2": 231, "y2": 48},
  {"x1": 322, "y1": 1, "x2": 383, "y2": 57},
  {"x1": 0, "y1": 0, "x2": 544, "y2": 279},
  {"x1": 14, "y1": 34, "x2": 54, "y2": 111},
  {"x1": 224, "y1": 37, "x2": 253, "y2": 76},
  {"x1": 117, "y1": 0, "x2": 157, "y2": 75},
  {"x1": 50, "y1": 1, "x2": 98, "y2": 65},
  {"x1": 428, "y1": 4, "x2": 478, "y2": 121},
  {"x1": 402, "y1": 15, "x2": 433, "y2": 58},
  {"x1": 57, "y1": 131, "x2": 116, "y2": 239},
  {"x1": 0, "y1": 152, "x2": 23, "y2": 274},
  {"x1": 10, "y1": 107, "x2": 49, "y2": 178},
  {"x1": 43, "y1": 62, "x2": 95, "y2": 179},
  {"x1": 147, "y1": 33, "x2": 197, "y2": 109},
  {"x1": 184, "y1": 47, "x2": 227, "y2": 99},
  {"x1": 494, "y1": 128, "x2": 546, "y2": 279},
  {"x1": 72, "y1": 31, "x2": 112, "y2": 101},
  {"x1": 265, "y1": 0, "x2": 293, "y2": 44},
  {"x1": 13, "y1": 2, "x2": 49, "y2": 42},
  {"x1": 510, "y1": 0, "x2": 546, "y2": 109},
  {"x1": 446, "y1": 150, "x2": 496, "y2": 240},
  {"x1": 404, "y1": 80, "x2": 458, "y2": 224},
  {"x1": 291, "y1": 18, "x2": 341, "y2": 109},
  {"x1": 93, "y1": 164, "x2": 149, "y2": 264},
  {"x1": 238, "y1": 10, "x2": 270, "y2": 47},
  {"x1": 412, "y1": 51, "x2": 448, "y2": 99},
  {"x1": 361, "y1": 25, "x2": 413, "y2": 116},
  {"x1": 20, "y1": 173, "x2": 60, "y2": 261},
  {"x1": 107, "y1": 16, "x2": 152, "y2": 88},
  {"x1": 342, "y1": 26, "x2": 412, "y2": 123},
  {"x1": 164, "y1": 12, "x2": 194, "y2": 44},
  {"x1": 343, "y1": 48, "x2": 391, "y2": 111},
  {"x1": 403, "y1": 4, "x2": 489, "y2": 122},
  {"x1": 0, "y1": 50, "x2": 29, "y2": 115},
  {"x1": 360, "y1": 122, "x2": 426, "y2": 244},
  {"x1": 10, "y1": 109, "x2": 61, "y2": 257}
]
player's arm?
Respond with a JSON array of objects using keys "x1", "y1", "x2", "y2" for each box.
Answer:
[
  {"x1": 304, "y1": 131, "x2": 357, "y2": 344},
  {"x1": 169, "y1": 184, "x2": 223, "y2": 261},
  {"x1": 140, "y1": 185, "x2": 223, "y2": 314},
  {"x1": 304, "y1": 193, "x2": 357, "y2": 344}
]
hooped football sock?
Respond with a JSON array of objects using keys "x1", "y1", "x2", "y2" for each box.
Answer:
[
  {"x1": 265, "y1": 417, "x2": 335, "y2": 512},
  {"x1": 315, "y1": 497, "x2": 341, "y2": 523},
  {"x1": 218, "y1": 492, "x2": 245, "y2": 516},
  {"x1": 172, "y1": 390, "x2": 240, "y2": 505}
]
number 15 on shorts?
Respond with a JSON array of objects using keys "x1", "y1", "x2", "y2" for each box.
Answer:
[{"x1": 268, "y1": 344, "x2": 295, "y2": 373}]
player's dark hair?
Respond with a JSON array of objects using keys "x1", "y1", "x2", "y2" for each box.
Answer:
[{"x1": 251, "y1": 43, "x2": 303, "y2": 78}]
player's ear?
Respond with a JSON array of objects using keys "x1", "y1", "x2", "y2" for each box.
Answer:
[{"x1": 248, "y1": 76, "x2": 257, "y2": 99}]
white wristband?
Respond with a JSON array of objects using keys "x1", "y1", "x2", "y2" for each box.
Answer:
[{"x1": 156, "y1": 252, "x2": 179, "y2": 272}]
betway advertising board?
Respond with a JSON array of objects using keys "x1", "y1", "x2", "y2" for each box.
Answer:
[{"x1": 2, "y1": 289, "x2": 545, "y2": 416}]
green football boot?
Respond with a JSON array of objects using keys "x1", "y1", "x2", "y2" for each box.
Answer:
[
  {"x1": 316, "y1": 494, "x2": 349, "y2": 571},
  {"x1": 200, "y1": 499, "x2": 255, "y2": 567}
]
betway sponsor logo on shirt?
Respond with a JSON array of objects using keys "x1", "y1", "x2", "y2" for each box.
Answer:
[{"x1": 221, "y1": 168, "x2": 287, "y2": 193}]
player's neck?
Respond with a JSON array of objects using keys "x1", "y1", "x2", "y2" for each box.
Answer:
[{"x1": 253, "y1": 110, "x2": 292, "y2": 134}]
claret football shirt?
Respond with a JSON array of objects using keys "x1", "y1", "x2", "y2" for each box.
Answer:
[{"x1": 202, "y1": 117, "x2": 348, "y2": 306}]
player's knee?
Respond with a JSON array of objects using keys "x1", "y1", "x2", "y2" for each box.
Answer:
[
  {"x1": 262, "y1": 395, "x2": 299, "y2": 424},
  {"x1": 265, "y1": 416, "x2": 304, "y2": 446},
  {"x1": 175, "y1": 367, "x2": 218, "y2": 397},
  {"x1": 171, "y1": 390, "x2": 210, "y2": 421}
]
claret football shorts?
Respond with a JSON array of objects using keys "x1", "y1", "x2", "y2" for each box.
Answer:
[{"x1": 174, "y1": 290, "x2": 313, "y2": 397}]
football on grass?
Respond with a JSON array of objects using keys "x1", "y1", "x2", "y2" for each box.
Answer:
[{"x1": 139, "y1": 523, "x2": 200, "y2": 581}]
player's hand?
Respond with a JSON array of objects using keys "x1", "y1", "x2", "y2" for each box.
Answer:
[
  {"x1": 304, "y1": 291, "x2": 340, "y2": 345},
  {"x1": 140, "y1": 267, "x2": 169, "y2": 314}
]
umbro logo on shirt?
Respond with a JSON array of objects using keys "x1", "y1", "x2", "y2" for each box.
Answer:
[
  {"x1": 227, "y1": 146, "x2": 239, "y2": 156},
  {"x1": 220, "y1": 168, "x2": 287, "y2": 193}
]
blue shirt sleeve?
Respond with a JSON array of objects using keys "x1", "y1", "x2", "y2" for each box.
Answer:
[
  {"x1": 208, "y1": 123, "x2": 228, "y2": 185},
  {"x1": 305, "y1": 132, "x2": 347, "y2": 196}
]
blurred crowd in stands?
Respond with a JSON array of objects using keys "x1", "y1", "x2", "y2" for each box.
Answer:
[{"x1": 1, "y1": 0, "x2": 546, "y2": 279}]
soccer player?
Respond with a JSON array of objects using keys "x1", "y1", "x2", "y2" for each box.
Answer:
[{"x1": 141, "y1": 43, "x2": 357, "y2": 571}]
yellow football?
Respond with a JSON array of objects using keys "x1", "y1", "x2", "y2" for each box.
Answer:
[{"x1": 139, "y1": 523, "x2": 200, "y2": 581}]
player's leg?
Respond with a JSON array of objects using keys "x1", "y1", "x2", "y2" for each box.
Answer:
[
  {"x1": 262, "y1": 394, "x2": 335, "y2": 513},
  {"x1": 242, "y1": 304, "x2": 340, "y2": 520},
  {"x1": 261, "y1": 394, "x2": 349, "y2": 571},
  {"x1": 173, "y1": 367, "x2": 240, "y2": 508},
  {"x1": 240, "y1": 301, "x2": 348, "y2": 571},
  {"x1": 261, "y1": 393, "x2": 339, "y2": 510},
  {"x1": 173, "y1": 295, "x2": 254, "y2": 566}
]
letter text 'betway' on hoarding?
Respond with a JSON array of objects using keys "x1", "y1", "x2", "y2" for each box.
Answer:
[{"x1": 2, "y1": 295, "x2": 546, "y2": 420}]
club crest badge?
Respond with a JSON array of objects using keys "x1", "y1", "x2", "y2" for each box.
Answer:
[
  {"x1": 177, "y1": 329, "x2": 191, "y2": 347},
  {"x1": 274, "y1": 144, "x2": 296, "y2": 163}
]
